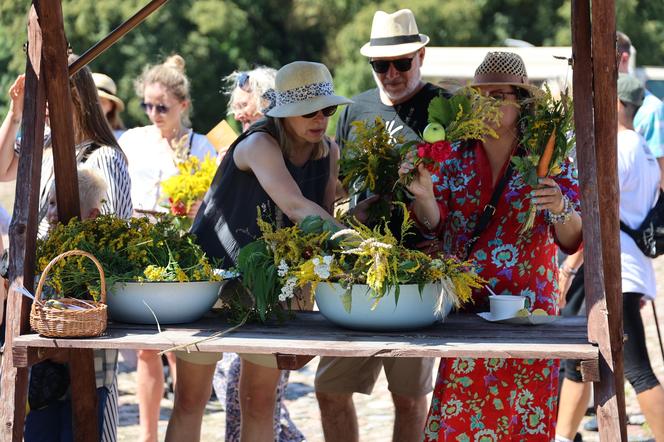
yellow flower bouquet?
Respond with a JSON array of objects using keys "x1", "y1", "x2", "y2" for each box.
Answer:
[{"x1": 161, "y1": 155, "x2": 217, "y2": 216}]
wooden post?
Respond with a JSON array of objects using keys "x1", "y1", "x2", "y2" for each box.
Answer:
[
  {"x1": 571, "y1": 0, "x2": 626, "y2": 439},
  {"x1": 590, "y1": 0, "x2": 627, "y2": 437},
  {"x1": 69, "y1": 0, "x2": 169, "y2": 76},
  {"x1": 0, "y1": 6, "x2": 46, "y2": 440},
  {"x1": 33, "y1": 1, "x2": 100, "y2": 440}
]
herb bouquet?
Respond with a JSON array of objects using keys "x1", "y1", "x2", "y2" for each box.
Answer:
[
  {"x1": 511, "y1": 86, "x2": 575, "y2": 230},
  {"x1": 399, "y1": 87, "x2": 502, "y2": 185},
  {"x1": 36, "y1": 215, "x2": 223, "y2": 324},
  {"x1": 235, "y1": 209, "x2": 484, "y2": 327}
]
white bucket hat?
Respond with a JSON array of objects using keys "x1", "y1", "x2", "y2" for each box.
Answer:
[
  {"x1": 92, "y1": 73, "x2": 125, "y2": 112},
  {"x1": 360, "y1": 9, "x2": 430, "y2": 58},
  {"x1": 264, "y1": 61, "x2": 352, "y2": 118}
]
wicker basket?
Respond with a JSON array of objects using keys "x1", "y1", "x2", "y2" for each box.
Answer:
[{"x1": 30, "y1": 250, "x2": 107, "y2": 338}]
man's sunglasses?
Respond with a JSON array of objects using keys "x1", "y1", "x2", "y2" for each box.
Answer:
[
  {"x1": 302, "y1": 105, "x2": 337, "y2": 119},
  {"x1": 140, "y1": 102, "x2": 170, "y2": 114},
  {"x1": 369, "y1": 57, "x2": 415, "y2": 74}
]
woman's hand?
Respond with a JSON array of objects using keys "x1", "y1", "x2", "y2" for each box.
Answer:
[
  {"x1": 532, "y1": 177, "x2": 565, "y2": 214},
  {"x1": 399, "y1": 153, "x2": 435, "y2": 200},
  {"x1": 8, "y1": 74, "x2": 25, "y2": 121},
  {"x1": 350, "y1": 194, "x2": 380, "y2": 224},
  {"x1": 187, "y1": 199, "x2": 203, "y2": 219}
]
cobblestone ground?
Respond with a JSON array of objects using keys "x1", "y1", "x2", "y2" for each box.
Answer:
[{"x1": 115, "y1": 256, "x2": 664, "y2": 441}]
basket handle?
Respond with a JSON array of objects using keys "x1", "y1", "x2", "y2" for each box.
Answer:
[{"x1": 35, "y1": 249, "x2": 107, "y2": 305}]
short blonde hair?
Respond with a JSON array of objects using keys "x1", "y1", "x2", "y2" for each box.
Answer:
[{"x1": 77, "y1": 168, "x2": 108, "y2": 217}]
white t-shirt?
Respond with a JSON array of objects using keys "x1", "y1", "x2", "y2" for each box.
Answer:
[
  {"x1": 618, "y1": 129, "x2": 661, "y2": 299},
  {"x1": 119, "y1": 126, "x2": 217, "y2": 211}
]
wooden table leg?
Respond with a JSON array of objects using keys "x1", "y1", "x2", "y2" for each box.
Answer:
[{"x1": 69, "y1": 349, "x2": 99, "y2": 442}]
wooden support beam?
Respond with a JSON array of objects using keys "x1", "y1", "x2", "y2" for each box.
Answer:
[
  {"x1": 0, "y1": 6, "x2": 46, "y2": 441},
  {"x1": 571, "y1": 0, "x2": 626, "y2": 439},
  {"x1": 33, "y1": 1, "x2": 99, "y2": 441},
  {"x1": 590, "y1": 1, "x2": 627, "y2": 439},
  {"x1": 69, "y1": 0, "x2": 169, "y2": 76},
  {"x1": 35, "y1": 0, "x2": 80, "y2": 223}
]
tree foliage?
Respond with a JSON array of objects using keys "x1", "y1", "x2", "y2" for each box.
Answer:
[{"x1": 0, "y1": 0, "x2": 662, "y2": 132}]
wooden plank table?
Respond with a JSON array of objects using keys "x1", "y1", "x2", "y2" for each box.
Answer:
[{"x1": 12, "y1": 312, "x2": 598, "y2": 364}]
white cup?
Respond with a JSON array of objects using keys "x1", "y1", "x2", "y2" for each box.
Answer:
[{"x1": 489, "y1": 295, "x2": 526, "y2": 319}]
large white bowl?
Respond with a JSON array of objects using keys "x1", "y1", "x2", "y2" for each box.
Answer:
[
  {"x1": 315, "y1": 282, "x2": 452, "y2": 331},
  {"x1": 108, "y1": 281, "x2": 225, "y2": 324}
]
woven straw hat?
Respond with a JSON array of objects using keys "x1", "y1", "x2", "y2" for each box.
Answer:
[
  {"x1": 92, "y1": 73, "x2": 124, "y2": 112},
  {"x1": 360, "y1": 9, "x2": 429, "y2": 58},
  {"x1": 471, "y1": 52, "x2": 540, "y2": 95},
  {"x1": 264, "y1": 61, "x2": 352, "y2": 118}
]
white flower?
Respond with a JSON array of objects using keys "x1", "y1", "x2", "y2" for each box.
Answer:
[
  {"x1": 277, "y1": 259, "x2": 289, "y2": 277},
  {"x1": 279, "y1": 277, "x2": 297, "y2": 301},
  {"x1": 313, "y1": 255, "x2": 333, "y2": 279}
]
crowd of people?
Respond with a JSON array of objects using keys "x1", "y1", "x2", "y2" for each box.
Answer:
[{"x1": 1, "y1": 6, "x2": 663, "y2": 442}]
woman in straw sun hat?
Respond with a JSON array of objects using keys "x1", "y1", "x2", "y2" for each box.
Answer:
[
  {"x1": 92, "y1": 72, "x2": 126, "y2": 139},
  {"x1": 165, "y1": 61, "x2": 351, "y2": 442},
  {"x1": 400, "y1": 51, "x2": 582, "y2": 440}
]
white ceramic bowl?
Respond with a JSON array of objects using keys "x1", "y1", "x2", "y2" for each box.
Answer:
[
  {"x1": 489, "y1": 294, "x2": 526, "y2": 320},
  {"x1": 315, "y1": 282, "x2": 452, "y2": 331},
  {"x1": 108, "y1": 280, "x2": 225, "y2": 324}
]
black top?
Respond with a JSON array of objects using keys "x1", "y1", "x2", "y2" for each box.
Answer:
[
  {"x1": 191, "y1": 120, "x2": 330, "y2": 268},
  {"x1": 335, "y1": 83, "x2": 446, "y2": 150}
]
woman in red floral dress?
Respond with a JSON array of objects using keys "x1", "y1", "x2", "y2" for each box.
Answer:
[{"x1": 400, "y1": 52, "x2": 583, "y2": 441}]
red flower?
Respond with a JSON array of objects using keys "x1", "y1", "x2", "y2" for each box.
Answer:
[
  {"x1": 430, "y1": 141, "x2": 452, "y2": 163},
  {"x1": 169, "y1": 198, "x2": 187, "y2": 216},
  {"x1": 417, "y1": 143, "x2": 431, "y2": 159}
]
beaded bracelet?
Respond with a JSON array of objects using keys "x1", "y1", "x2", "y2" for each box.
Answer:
[{"x1": 546, "y1": 195, "x2": 573, "y2": 225}]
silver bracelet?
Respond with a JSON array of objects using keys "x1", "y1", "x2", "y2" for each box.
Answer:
[{"x1": 546, "y1": 195, "x2": 573, "y2": 225}]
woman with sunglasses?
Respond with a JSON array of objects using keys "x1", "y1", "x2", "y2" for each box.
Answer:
[
  {"x1": 214, "y1": 64, "x2": 307, "y2": 442},
  {"x1": 118, "y1": 54, "x2": 216, "y2": 442},
  {"x1": 400, "y1": 52, "x2": 582, "y2": 441},
  {"x1": 165, "y1": 61, "x2": 351, "y2": 442}
]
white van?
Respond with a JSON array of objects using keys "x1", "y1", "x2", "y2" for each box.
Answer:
[
  {"x1": 422, "y1": 46, "x2": 664, "y2": 99},
  {"x1": 421, "y1": 46, "x2": 573, "y2": 94}
]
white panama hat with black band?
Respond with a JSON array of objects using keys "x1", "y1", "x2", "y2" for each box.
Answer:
[{"x1": 360, "y1": 9, "x2": 430, "y2": 58}]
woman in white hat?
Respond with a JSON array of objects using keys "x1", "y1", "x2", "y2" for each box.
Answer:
[
  {"x1": 92, "y1": 72, "x2": 126, "y2": 139},
  {"x1": 400, "y1": 52, "x2": 582, "y2": 440},
  {"x1": 165, "y1": 61, "x2": 351, "y2": 442}
]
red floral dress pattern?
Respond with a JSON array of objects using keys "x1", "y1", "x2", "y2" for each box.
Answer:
[{"x1": 422, "y1": 141, "x2": 581, "y2": 441}]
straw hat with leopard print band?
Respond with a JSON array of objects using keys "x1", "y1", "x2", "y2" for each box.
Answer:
[
  {"x1": 264, "y1": 61, "x2": 352, "y2": 118},
  {"x1": 471, "y1": 51, "x2": 542, "y2": 96},
  {"x1": 360, "y1": 9, "x2": 430, "y2": 58}
]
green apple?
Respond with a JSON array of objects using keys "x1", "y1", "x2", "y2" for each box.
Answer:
[{"x1": 422, "y1": 123, "x2": 446, "y2": 143}]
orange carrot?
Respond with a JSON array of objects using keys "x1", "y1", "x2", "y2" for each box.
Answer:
[{"x1": 537, "y1": 128, "x2": 557, "y2": 178}]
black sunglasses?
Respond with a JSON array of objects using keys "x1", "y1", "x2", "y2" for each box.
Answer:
[
  {"x1": 369, "y1": 57, "x2": 415, "y2": 74},
  {"x1": 237, "y1": 72, "x2": 250, "y2": 90},
  {"x1": 302, "y1": 105, "x2": 337, "y2": 119},
  {"x1": 140, "y1": 102, "x2": 170, "y2": 114}
]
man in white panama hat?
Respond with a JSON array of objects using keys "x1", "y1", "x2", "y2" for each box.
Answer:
[{"x1": 315, "y1": 9, "x2": 445, "y2": 442}]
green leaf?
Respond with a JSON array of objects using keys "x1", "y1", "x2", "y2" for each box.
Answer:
[
  {"x1": 342, "y1": 288, "x2": 352, "y2": 313},
  {"x1": 428, "y1": 95, "x2": 453, "y2": 126}
]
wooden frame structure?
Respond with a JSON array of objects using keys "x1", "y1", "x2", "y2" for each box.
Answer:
[{"x1": 0, "y1": 0, "x2": 626, "y2": 440}]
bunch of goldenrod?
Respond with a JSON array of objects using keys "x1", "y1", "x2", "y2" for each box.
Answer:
[
  {"x1": 161, "y1": 154, "x2": 217, "y2": 215},
  {"x1": 36, "y1": 214, "x2": 221, "y2": 300}
]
